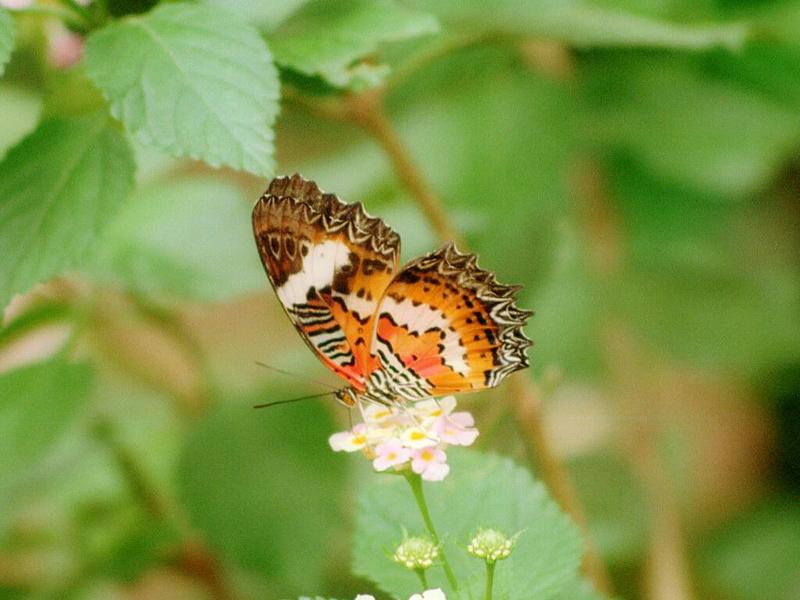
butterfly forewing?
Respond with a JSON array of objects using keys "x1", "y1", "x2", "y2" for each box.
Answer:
[
  {"x1": 252, "y1": 174, "x2": 401, "y2": 390},
  {"x1": 371, "y1": 243, "x2": 532, "y2": 399}
]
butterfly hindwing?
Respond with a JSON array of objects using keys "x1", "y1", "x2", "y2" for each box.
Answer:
[
  {"x1": 371, "y1": 243, "x2": 532, "y2": 399},
  {"x1": 252, "y1": 174, "x2": 401, "y2": 389}
]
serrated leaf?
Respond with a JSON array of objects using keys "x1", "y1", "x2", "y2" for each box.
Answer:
[
  {"x1": 93, "y1": 178, "x2": 264, "y2": 301},
  {"x1": 0, "y1": 358, "x2": 93, "y2": 486},
  {"x1": 269, "y1": 0, "x2": 439, "y2": 88},
  {"x1": 178, "y1": 399, "x2": 346, "y2": 594},
  {"x1": 85, "y1": 2, "x2": 279, "y2": 175},
  {"x1": 354, "y1": 450, "x2": 582, "y2": 600},
  {"x1": 409, "y1": 0, "x2": 748, "y2": 50},
  {"x1": 0, "y1": 112, "x2": 135, "y2": 309},
  {"x1": 0, "y1": 8, "x2": 14, "y2": 76}
]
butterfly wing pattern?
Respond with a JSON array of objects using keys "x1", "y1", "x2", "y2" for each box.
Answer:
[
  {"x1": 252, "y1": 175, "x2": 400, "y2": 390},
  {"x1": 253, "y1": 174, "x2": 532, "y2": 405},
  {"x1": 370, "y1": 243, "x2": 532, "y2": 401}
]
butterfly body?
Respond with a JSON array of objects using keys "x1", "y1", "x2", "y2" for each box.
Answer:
[{"x1": 253, "y1": 174, "x2": 532, "y2": 406}]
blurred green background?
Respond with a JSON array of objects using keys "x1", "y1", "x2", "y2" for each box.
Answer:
[{"x1": 1, "y1": 0, "x2": 799, "y2": 599}]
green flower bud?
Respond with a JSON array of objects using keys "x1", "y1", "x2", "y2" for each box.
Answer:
[
  {"x1": 392, "y1": 535, "x2": 439, "y2": 570},
  {"x1": 467, "y1": 528, "x2": 518, "y2": 564}
]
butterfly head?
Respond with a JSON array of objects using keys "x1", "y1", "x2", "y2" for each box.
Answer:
[{"x1": 334, "y1": 387, "x2": 358, "y2": 407}]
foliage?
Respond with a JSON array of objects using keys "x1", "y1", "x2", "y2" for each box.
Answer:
[
  {"x1": 0, "y1": 112, "x2": 134, "y2": 308},
  {"x1": 354, "y1": 451, "x2": 581, "y2": 599},
  {"x1": 84, "y1": 2, "x2": 279, "y2": 174},
  {"x1": 1, "y1": 0, "x2": 799, "y2": 598},
  {"x1": 0, "y1": 7, "x2": 13, "y2": 76}
]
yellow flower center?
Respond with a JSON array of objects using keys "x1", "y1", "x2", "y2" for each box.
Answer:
[
  {"x1": 409, "y1": 430, "x2": 426, "y2": 441},
  {"x1": 420, "y1": 449, "x2": 433, "y2": 461},
  {"x1": 352, "y1": 435, "x2": 366, "y2": 446}
]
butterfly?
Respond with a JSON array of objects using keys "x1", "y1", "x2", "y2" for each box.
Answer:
[{"x1": 252, "y1": 174, "x2": 532, "y2": 407}]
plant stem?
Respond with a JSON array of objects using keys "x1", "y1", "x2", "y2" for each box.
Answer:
[
  {"x1": 415, "y1": 567, "x2": 429, "y2": 589},
  {"x1": 287, "y1": 80, "x2": 612, "y2": 596},
  {"x1": 345, "y1": 90, "x2": 465, "y2": 248},
  {"x1": 484, "y1": 561, "x2": 496, "y2": 600},
  {"x1": 404, "y1": 472, "x2": 459, "y2": 592},
  {"x1": 350, "y1": 95, "x2": 612, "y2": 595}
]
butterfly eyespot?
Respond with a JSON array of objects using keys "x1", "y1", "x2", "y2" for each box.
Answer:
[
  {"x1": 285, "y1": 237, "x2": 296, "y2": 257},
  {"x1": 269, "y1": 235, "x2": 280, "y2": 256}
]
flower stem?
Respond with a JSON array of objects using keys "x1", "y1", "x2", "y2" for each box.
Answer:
[
  {"x1": 404, "y1": 472, "x2": 459, "y2": 591},
  {"x1": 484, "y1": 561, "x2": 496, "y2": 600},
  {"x1": 415, "y1": 568, "x2": 429, "y2": 589}
]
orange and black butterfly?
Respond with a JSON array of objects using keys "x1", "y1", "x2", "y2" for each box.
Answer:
[{"x1": 252, "y1": 174, "x2": 532, "y2": 406}]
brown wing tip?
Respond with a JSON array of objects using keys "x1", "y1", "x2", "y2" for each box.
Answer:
[
  {"x1": 419, "y1": 242, "x2": 534, "y2": 372},
  {"x1": 259, "y1": 174, "x2": 400, "y2": 257}
]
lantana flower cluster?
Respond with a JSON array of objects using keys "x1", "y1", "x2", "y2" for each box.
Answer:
[{"x1": 329, "y1": 396, "x2": 478, "y2": 481}]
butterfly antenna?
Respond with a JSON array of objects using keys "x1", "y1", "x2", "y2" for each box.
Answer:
[
  {"x1": 253, "y1": 390, "x2": 335, "y2": 409},
  {"x1": 254, "y1": 361, "x2": 339, "y2": 391}
]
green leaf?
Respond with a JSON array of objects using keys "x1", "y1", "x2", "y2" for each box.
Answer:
[
  {"x1": 93, "y1": 178, "x2": 264, "y2": 301},
  {"x1": 0, "y1": 8, "x2": 14, "y2": 76},
  {"x1": 0, "y1": 358, "x2": 93, "y2": 486},
  {"x1": 269, "y1": 0, "x2": 439, "y2": 89},
  {"x1": 354, "y1": 450, "x2": 582, "y2": 599},
  {"x1": 178, "y1": 398, "x2": 347, "y2": 594},
  {"x1": 204, "y1": 0, "x2": 309, "y2": 31},
  {"x1": 0, "y1": 83, "x2": 41, "y2": 158},
  {"x1": 0, "y1": 112, "x2": 135, "y2": 309},
  {"x1": 700, "y1": 497, "x2": 800, "y2": 600},
  {"x1": 85, "y1": 2, "x2": 279, "y2": 175},
  {"x1": 409, "y1": 0, "x2": 748, "y2": 50},
  {"x1": 583, "y1": 57, "x2": 800, "y2": 196}
]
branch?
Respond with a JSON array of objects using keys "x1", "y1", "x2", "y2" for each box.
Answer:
[
  {"x1": 574, "y1": 159, "x2": 695, "y2": 600},
  {"x1": 345, "y1": 89, "x2": 465, "y2": 248},
  {"x1": 340, "y1": 90, "x2": 612, "y2": 595}
]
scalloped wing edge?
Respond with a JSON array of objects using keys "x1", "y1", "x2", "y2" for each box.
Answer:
[
  {"x1": 405, "y1": 241, "x2": 533, "y2": 375},
  {"x1": 263, "y1": 173, "x2": 400, "y2": 259}
]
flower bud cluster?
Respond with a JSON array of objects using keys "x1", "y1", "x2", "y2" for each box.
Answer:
[
  {"x1": 329, "y1": 396, "x2": 478, "y2": 481},
  {"x1": 467, "y1": 528, "x2": 518, "y2": 564},
  {"x1": 392, "y1": 535, "x2": 439, "y2": 570}
]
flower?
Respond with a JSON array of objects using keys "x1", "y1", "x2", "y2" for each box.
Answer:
[
  {"x1": 47, "y1": 23, "x2": 84, "y2": 69},
  {"x1": 372, "y1": 440, "x2": 412, "y2": 471},
  {"x1": 467, "y1": 528, "x2": 520, "y2": 564},
  {"x1": 411, "y1": 447, "x2": 450, "y2": 481},
  {"x1": 392, "y1": 535, "x2": 439, "y2": 570},
  {"x1": 409, "y1": 590, "x2": 447, "y2": 600},
  {"x1": 436, "y1": 412, "x2": 480, "y2": 446},
  {"x1": 328, "y1": 423, "x2": 367, "y2": 452},
  {"x1": 328, "y1": 396, "x2": 478, "y2": 481},
  {"x1": 401, "y1": 426, "x2": 438, "y2": 448},
  {"x1": 354, "y1": 596, "x2": 375, "y2": 600}
]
